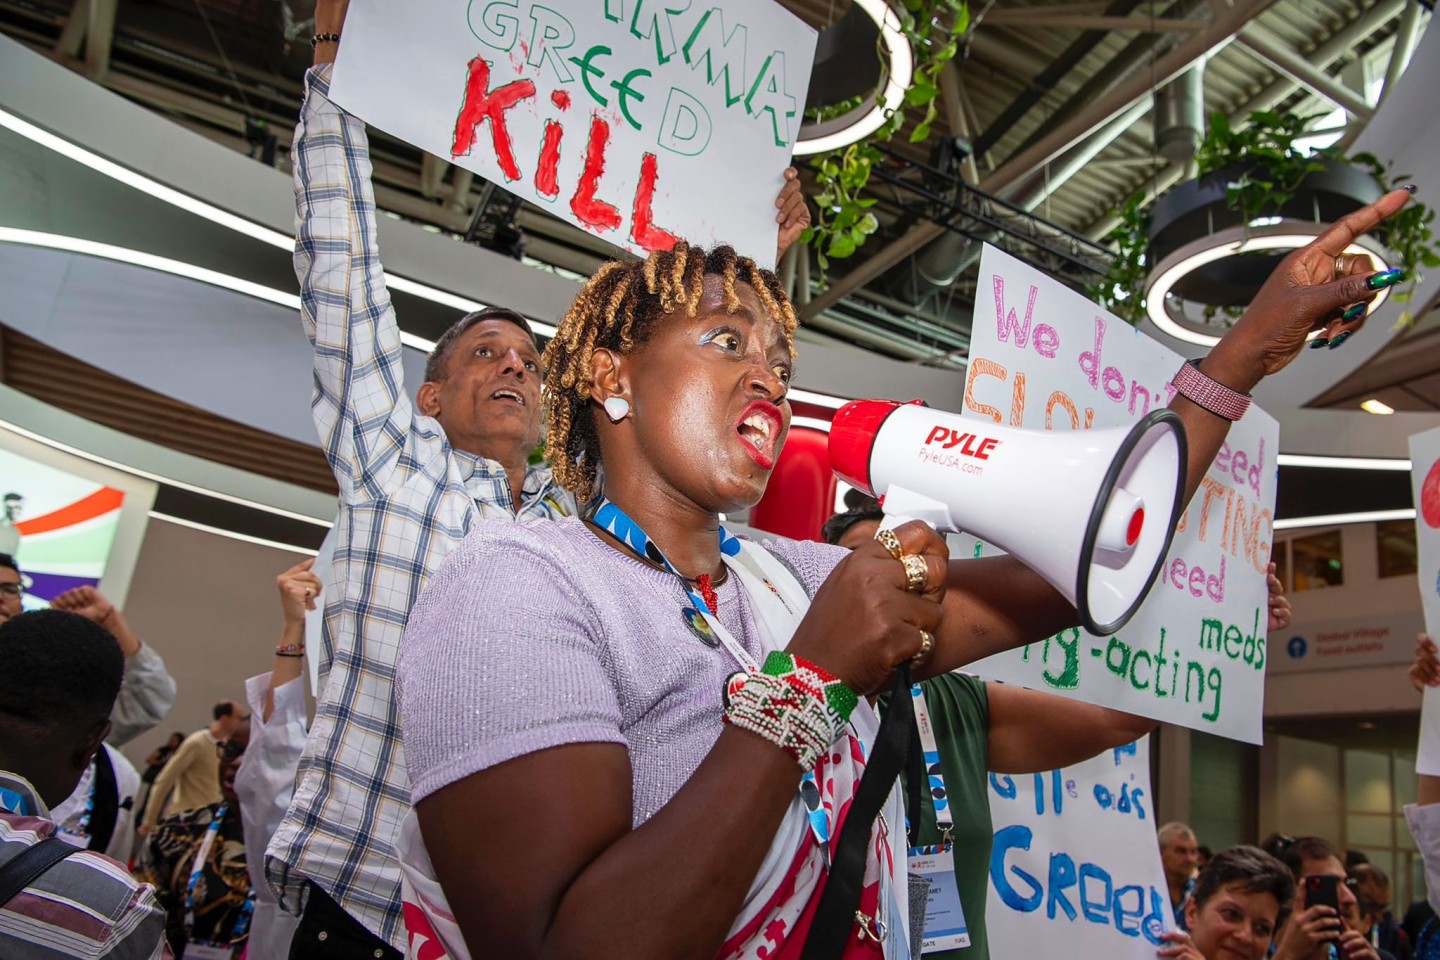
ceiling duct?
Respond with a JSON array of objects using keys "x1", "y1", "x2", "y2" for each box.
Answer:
[{"x1": 1154, "y1": 66, "x2": 1204, "y2": 166}]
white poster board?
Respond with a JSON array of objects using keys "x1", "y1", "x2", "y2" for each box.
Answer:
[
  {"x1": 987, "y1": 738, "x2": 1172, "y2": 956},
  {"x1": 963, "y1": 246, "x2": 1280, "y2": 743},
  {"x1": 1408, "y1": 426, "x2": 1440, "y2": 775},
  {"x1": 330, "y1": 0, "x2": 817, "y2": 268}
]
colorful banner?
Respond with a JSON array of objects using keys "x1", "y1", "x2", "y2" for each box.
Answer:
[
  {"x1": 329, "y1": 0, "x2": 817, "y2": 268},
  {"x1": 962, "y1": 245, "x2": 1280, "y2": 743},
  {"x1": 987, "y1": 738, "x2": 1172, "y2": 957},
  {"x1": 1408, "y1": 426, "x2": 1440, "y2": 775},
  {"x1": 0, "y1": 446, "x2": 127, "y2": 604}
]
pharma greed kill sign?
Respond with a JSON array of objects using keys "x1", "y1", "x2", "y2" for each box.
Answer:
[
  {"x1": 330, "y1": 0, "x2": 817, "y2": 268},
  {"x1": 963, "y1": 246, "x2": 1280, "y2": 743}
]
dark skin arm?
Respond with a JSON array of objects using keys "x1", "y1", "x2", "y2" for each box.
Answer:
[
  {"x1": 917, "y1": 186, "x2": 1413, "y2": 674},
  {"x1": 418, "y1": 524, "x2": 946, "y2": 960},
  {"x1": 986, "y1": 684, "x2": 1156, "y2": 774}
]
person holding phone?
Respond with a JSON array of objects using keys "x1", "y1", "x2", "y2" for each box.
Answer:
[{"x1": 1264, "y1": 835, "x2": 1386, "y2": 960}]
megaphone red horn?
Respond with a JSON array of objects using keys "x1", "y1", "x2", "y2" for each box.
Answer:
[{"x1": 829, "y1": 400, "x2": 1187, "y2": 636}]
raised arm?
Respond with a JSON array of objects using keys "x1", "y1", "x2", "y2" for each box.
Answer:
[
  {"x1": 922, "y1": 187, "x2": 1414, "y2": 672},
  {"x1": 296, "y1": 0, "x2": 417, "y2": 499},
  {"x1": 51, "y1": 585, "x2": 176, "y2": 745}
]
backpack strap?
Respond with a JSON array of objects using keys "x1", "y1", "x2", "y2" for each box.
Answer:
[
  {"x1": 0, "y1": 837, "x2": 80, "y2": 908},
  {"x1": 87, "y1": 748, "x2": 120, "y2": 855}
]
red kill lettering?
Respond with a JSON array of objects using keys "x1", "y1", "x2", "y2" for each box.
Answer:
[{"x1": 451, "y1": 56, "x2": 535, "y2": 181}]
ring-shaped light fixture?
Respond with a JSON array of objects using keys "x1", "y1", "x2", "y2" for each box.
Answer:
[
  {"x1": 1144, "y1": 221, "x2": 1392, "y2": 347},
  {"x1": 793, "y1": 0, "x2": 914, "y2": 156}
]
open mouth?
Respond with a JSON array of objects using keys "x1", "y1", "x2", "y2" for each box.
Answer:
[
  {"x1": 735, "y1": 401, "x2": 783, "y2": 470},
  {"x1": 491, "y1": 387, "x2": 526, "y2": 406}
]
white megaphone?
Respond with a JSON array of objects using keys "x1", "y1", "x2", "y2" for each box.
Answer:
[{"x1": 829, "y1": 400, "x2": 1187, "y2": 636}]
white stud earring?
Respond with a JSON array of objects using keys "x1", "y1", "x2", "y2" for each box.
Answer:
[{"x1": 603, "y1": 397, "x2": 630, "y2": 422}]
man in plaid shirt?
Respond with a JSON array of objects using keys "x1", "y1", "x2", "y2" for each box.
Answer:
[{"x1": 268, "y1": 4, "x2": 810, "y2": 955}]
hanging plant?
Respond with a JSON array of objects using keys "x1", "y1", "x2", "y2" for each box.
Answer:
[
  {"x1": 1089, "y1": 110, "x2": 1438, "y2": 329},
  {"x1": 802, "y1": 0, "x2": 970, "y2": 273}
]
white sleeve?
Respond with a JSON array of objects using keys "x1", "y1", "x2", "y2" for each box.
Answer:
[
  {"x1": 1405, "y1": 802, "x2": 1440, "y2": 915},
  {"x1": 235, "y1": 672, "x2": 309, "y2": 912}
]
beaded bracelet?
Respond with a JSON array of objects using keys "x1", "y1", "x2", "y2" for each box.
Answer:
[
  {"x1": 309, "y1": 32, "x2": 341, "y2": 47},
  {"x1": 275, "y1": 642, "x2": 306, "y2": 658},
  {"x1": 722, "y1": 652, "x2": 857, "y2": 770}
]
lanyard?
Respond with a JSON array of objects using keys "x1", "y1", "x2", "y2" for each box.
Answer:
[
  {"x1": 590, "y1": 497, "x2": 766, "y2": 671},
  {"x1": 907, "y1": 684, "x2": 953, "y2": 848},
  {"x1": 184, "y1": 805, "x2": 255, "y2": 947},
  {"x1": 589, "y1": 498, "x2": 834, "y2": 848},
  {"x1": 0, "y1": 786, "x2": 34, "y2": 816}
]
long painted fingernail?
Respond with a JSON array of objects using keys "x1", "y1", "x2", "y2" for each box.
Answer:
[
  {"x1": 1342, "y1": 302, "x2": 1367, "y2": 322},
  {"x1": 1367, "y1": 268, "x2": 1407, "y2": 290},
  {"x1": 1328, "y1": 331, "x2": 1352, "y2": 349},
  {"x1": 1405, "y1": 183, "x2": 1418, "y2": 194},
  {"x1": 1309, "y1": 336, "x2": 1330, "y2": 349}
]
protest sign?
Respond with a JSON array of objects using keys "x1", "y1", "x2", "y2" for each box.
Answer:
[
  {"x1": 962, "y1": 246, "x2": 1280, "y2": 743},
  {"x1": 329, "y1": 0, "x2": 817, "y2": 268},
  {"x1": 1408, "y1": 426, "x2": 1440, "y2": 775},
  {"x1": 987, "y1": 738, "x2": 1172, "y2": 957}
]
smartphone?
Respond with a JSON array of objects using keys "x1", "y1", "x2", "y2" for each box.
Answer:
[{"x1": 1304, "y1": 875, "x2": 1342, "y2": 940}]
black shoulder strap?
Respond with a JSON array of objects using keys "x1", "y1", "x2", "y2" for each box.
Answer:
[
  {"x1": 0, "y1": 837, "x2": 81, "y2": 909},
  {"x1": 87, "y1": 747, "x2": 120, "y2": 855},
  {"x1": 802, "y1": 666, "x2": 916, "y2": 960}
]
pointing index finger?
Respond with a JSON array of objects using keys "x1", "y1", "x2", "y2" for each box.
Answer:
[{"x1": 1314, "y1": 187, "x2": 1411, "y2": 258}]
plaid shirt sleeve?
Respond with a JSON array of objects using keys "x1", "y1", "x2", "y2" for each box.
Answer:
[{"x1": 294, "y1": 65, "x2": 417, "y2": 502}]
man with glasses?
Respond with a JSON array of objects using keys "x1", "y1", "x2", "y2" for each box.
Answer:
[
  {"x1": 140, "y1": 700, "x2": 247, "y2": 834},
  {"x1": 0, "y1": 554, "x2": 23, "y2": 624}
]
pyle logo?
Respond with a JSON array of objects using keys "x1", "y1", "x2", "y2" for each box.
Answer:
[{"x1": 923, "y1": 427, "x2": 1000, "y2": 460}]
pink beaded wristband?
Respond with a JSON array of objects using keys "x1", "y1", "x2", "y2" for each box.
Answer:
[{"x1": 1172, "y1": 358, "x2": 1252, "y2": 422}]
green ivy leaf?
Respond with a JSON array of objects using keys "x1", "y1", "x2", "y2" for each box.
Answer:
[{"x1": 827, "y1": 234, "x2": 858, "y2": 259}]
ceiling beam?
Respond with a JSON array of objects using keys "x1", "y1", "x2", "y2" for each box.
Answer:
[
  {"x1": 978, "y1": 12, "x2": 1203, "y2": 31},
  {"x1": 982, "y1": 0, "x2": 1278, "y2": 196},
  {"x1": 1233, "y1": 23, "x2": 1374, "y2": 120},
  {"x1": 53, "y1": 0, "x2": 89, "y2": 59},
  {"x1": 84, "y1": 0, "x2": 115, "y2": 81},
  {"x1": 1081, "y1": 0, "x2": 1407, "y2": 239},
  {"x1": 803, "y1": 0, "x2": 1277, "y2": 319}
]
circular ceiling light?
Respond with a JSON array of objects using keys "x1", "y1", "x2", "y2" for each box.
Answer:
[
  {"x1": 793, "y1": 0, "x2": 914, "y2": 156},
  {"x1": 1143, "y1": 221, "x2": 1392, "y2": 347}
]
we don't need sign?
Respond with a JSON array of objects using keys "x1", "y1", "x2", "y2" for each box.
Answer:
[{"x1": 330, "y1": 0, "x2": 817, "y2": 267}]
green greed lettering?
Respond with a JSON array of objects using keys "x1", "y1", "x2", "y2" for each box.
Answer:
[{"x1": 1198, "y1": 607, "x2": 1266, "y2": 672}]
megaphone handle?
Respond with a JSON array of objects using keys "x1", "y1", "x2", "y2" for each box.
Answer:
[{"x1": 878, "y1": 514, "x2": 919, "y2": 533}]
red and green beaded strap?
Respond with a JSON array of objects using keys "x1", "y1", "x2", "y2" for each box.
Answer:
[
  {"x1": 722, "y1": 652, "x2": 859, "y2": 769},
  {"x1": 760, "y1": 650, "x2": 858, "y2": 727}
]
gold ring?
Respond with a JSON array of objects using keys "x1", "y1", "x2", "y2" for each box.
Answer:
[
  {"x1": 1334, "y1": 255, "x2": 1348, "y2": 280},
  {"x1": 901, "y1": 554, "x2": 928, "y2": 592},
  {"x1": 911, "y1": 629, "x2": 935, "y2": 668},
  {"x1": 875, "y1": 527, "x2": 903, "y2": 561}
]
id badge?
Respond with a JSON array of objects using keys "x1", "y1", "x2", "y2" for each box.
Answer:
[
  {"x1": 183, "y1": 942, "x2": 236, "y2": 960},
  {"x1": 907, "y1": 844, "x2": 970, "y2": 953}
]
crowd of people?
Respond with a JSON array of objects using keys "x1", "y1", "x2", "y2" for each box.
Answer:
[{"x1": 0, "y1": 0, "x2": 1432, "y2": 957}]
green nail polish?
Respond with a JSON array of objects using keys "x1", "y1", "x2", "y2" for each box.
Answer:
[
  {"x1": 1328, "y1": 332, "x2": 1351, "y2": 349},
  {"x1": 1342, "y1": 303, "x2": 1367, "y2": 322},
  {"x1": 1309, "y1": 337, "x2": 1330, "y2": 349},
  {"x1": 1367, "y1": 268, "x2": 1407, "y2": 290}
]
